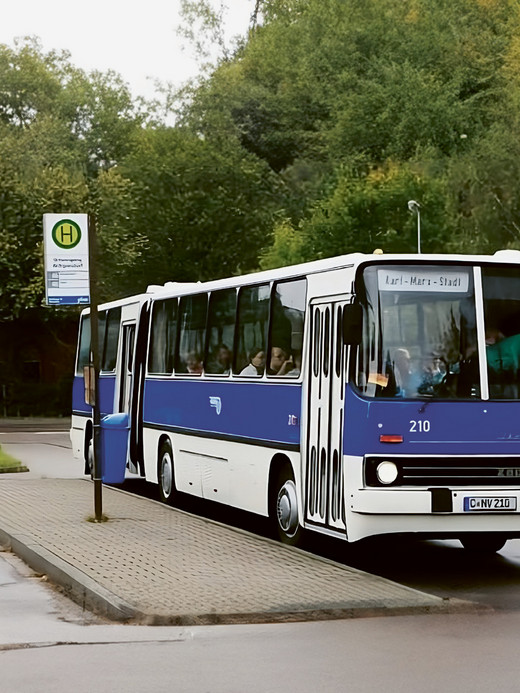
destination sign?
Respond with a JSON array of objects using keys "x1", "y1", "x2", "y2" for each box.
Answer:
[{"x1": 378, "y1": 268, "x2": 470, "y2": 293}]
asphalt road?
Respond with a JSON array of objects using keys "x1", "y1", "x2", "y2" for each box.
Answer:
[{"x1": 2, "y1": 418, "x2": 520, "y2": 613}]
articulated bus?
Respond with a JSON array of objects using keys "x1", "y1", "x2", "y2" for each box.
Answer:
[{"x1": 71, "y1": 251, "x2": 520, "y2": 553}]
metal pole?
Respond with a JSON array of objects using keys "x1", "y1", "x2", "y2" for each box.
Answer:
[
  {"x1": 88, "y1": 214, "x2": 103, "y2": 521},
  {"x1": 417, "y1": 208, "x2": 421, "y2": 254}
]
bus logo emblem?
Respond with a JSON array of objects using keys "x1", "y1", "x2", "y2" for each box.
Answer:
[{"x1": 209, "y1": 396, "x2": 222, "y2": 415}]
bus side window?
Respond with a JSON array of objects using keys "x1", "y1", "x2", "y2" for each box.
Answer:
[
  {"x1": 205, "y1": 289, "x2": 236, "y2": 375},
  {"x1": 148, "y1": 298, "x2": 177, "y2": 375},
  {"x1": 76, "y1": 315, "x2": 91, "y2": 375},
  {"x1": 101, "y1": 307, "x2": 121, "y2": 372},
  {"x1": 234, "y1": 284, "x2": 270, "y2": 376},
  {"x1": 175, "y1": 294, "x2": 208, "y2": 375},
  {"x1": 268, "y1": 278, "x2": 307, "y2": 377}
]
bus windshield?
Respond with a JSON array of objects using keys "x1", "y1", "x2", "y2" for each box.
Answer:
[
  {"x1": 355, "y1": 263, "x2": 520, "y2": 400},
  {"x1": 355, "y1": 264, "x2": 477, "y2": 399}
]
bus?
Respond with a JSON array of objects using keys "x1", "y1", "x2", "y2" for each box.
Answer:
[{"x1": 71, "y1": 250, "x2": 520, "y2": 553}]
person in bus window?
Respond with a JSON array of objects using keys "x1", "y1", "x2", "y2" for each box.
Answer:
[
  {"x1": 393, "y1": 348, "x2": 413, "y2": 396},
  {"x1": 212, "y1": 345, "x2": 232, "y2": 374},
  {"x1": 268, "y1": 346, "x2": 295, "y2": 376},
  {"x1": 186, "y1": 352, "x2": 203, "y2": 375},
  {"x1": 240, "y1": 347, "x2": 265, "y2": 375}
]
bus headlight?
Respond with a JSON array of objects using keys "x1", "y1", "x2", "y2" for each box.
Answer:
[{"x1": 376, "y1": 460, "x2": 399, "y2": 485}]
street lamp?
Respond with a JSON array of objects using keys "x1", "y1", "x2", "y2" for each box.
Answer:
[{"x1": 408, "y1": 200, "x2": 421, "y2": 253}]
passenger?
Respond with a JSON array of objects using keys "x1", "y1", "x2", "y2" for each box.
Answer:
[
  {"x1": 210, "y1": 345, "x2": 231, "y2": 375},
  {"x1": 418, "y1": 354, "x2": 447, "y2": 395},
  {"x1": 393, "y1": 348, "x2": 413, "y2": 396},
  {"x1": 240, "y1": 347, "x2": 266, "y2": 376},
  {"x1": 268, "y1": 346, "x2": 295, "y2": 376},
  {"x1": 186, "y1": 352, "x2": 203, "y2": 375},
  {"x1": 485, "y1": 325, "x2": 505, "y2": 346},
  {"x1": 486, "y1": 333, "x2": 520, "y2": 375}
]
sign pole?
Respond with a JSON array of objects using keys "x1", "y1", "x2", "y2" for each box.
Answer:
[{"x1": 88, "y1": 214, "x2": 103, "y2": 521}]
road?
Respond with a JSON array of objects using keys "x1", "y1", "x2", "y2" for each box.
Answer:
[{"x1": 3, "y1": 420, "x2": 520, "y2": 692}]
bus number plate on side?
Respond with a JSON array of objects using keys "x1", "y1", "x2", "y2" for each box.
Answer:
[{"x1": 463, "y1": 497, "x2": 517, "y2": 512}]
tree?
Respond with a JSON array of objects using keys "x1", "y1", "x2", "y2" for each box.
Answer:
[
  {"x1": 99, "y1": 126, "x2": 281, "y2": 296},
  {"x1": 0, "y1": 38, "x2": 146, "y2": 317}
]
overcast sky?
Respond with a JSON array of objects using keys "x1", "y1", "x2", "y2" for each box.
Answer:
[{"x1": 2, "y1": 1, "x2": 252, "y2": 99}]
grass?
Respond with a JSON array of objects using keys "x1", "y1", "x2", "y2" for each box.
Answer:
[{"x1": 0, "y1": 445, "x2": 28, "y2": 473}]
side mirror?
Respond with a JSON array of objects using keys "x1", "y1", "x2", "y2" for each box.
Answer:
[{"x1": 343, "y1": 303, "x2": 362, "y2": 345}]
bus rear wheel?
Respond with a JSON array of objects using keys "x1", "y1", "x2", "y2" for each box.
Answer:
[
  {"x1": 158, "y1": 440, "x2": 176, "y2": 505},
  {"x1": 271, "y1": 465, "x2": 303, "y2": 546},
  {"x1": 459, "y1": 534, "x2": 507, "y2": 554},
  {"x1": 85, "y1": 434, "x2": 94, "y2": 478}
]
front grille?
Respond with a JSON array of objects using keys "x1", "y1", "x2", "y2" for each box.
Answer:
[{"x1": 365, "y1": 456, "x2": 520, "y2": 487}]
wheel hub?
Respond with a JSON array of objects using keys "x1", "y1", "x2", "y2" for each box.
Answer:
[{"x1": 277, "y1": 480, "x2": 299, "y2": 537}]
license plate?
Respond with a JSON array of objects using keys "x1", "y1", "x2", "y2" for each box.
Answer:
[{"x1": 463, "y1": 496, "x2": 517, "y2": 511}]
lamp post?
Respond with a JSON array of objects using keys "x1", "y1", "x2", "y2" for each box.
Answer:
[{"x1": 408, "y1": 200, "x2": 421, "y2": 254}]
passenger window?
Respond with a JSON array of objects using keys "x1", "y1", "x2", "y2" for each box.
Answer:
[
  {"x1": 148, "y1": 299, "x2": 178, "y2": 375},
  {"x1": 205, "y1": 289, "x2": 236, "y2": 375},
  {"x1": 101, "y1": 307, "x2": 121, "y2": 372},
  {"x1": 234, "y1": 284, "x2": 270, "y2": 376},
  {"x1": 175, "y1": 294, "x2": 208, "y2": 375},
  {"x1": 268, "y1": 278, "x2": 307, "y2": 377}
]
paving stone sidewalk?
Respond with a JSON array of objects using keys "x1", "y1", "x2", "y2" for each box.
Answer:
[{"x1": 0, "y1": 478, "x2": 474, "y2": 625}]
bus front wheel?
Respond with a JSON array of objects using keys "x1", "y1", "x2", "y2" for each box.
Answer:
[
  {"x1": 158, "y1": 440, "x2": 176, "y2": 506},
  {"x1": 271, "y1": 465, "x2": 303, "y2": 546},
  {"x1": 459, "y1": 534, "x2": 507, "y2": 553}
]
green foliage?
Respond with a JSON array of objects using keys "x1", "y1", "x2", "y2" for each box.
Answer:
[
  {"x1": 106, "y1": 126, "x2": 280, "y2": 294},
  {"x1": 5, "y1": 1, "x2": 520, "y2": 322},
  {"x1": 0, "y1": 38, "x2": 144, "y2": 318},
  {"x1": 0, "y1": 444, "x2": 25, "y2": 471}
]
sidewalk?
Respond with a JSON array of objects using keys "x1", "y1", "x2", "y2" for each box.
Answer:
[{"x1": 0, "y1": 478, "x2": 480, "y2": 625}]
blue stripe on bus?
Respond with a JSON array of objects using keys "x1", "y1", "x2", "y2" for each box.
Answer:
[
  {"x1": 344, "y1": 386, "x2": 520, "y2": 456},
  {"x1": 72, "y1": 375, "x2": 117, "y2": 419},
  {"x1": 143, "y1": 378, "x2": 302, "y2": 448}
]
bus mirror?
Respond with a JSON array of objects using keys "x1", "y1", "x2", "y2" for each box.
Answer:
[{"x1": 343, "y1": 303, "x2": 362, "y2": 345}]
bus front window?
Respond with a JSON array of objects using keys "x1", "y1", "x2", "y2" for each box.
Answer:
[
  {"x1": 355, "y1": 265, "x2": 478, "y2": 399},
  {"x1": 483, "y1": 267, "x2": 520, "y2": 399}
]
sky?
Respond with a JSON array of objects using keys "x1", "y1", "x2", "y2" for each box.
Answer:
[{"x1": 1, "y1": 1, "x2": 253, "y2": 100}]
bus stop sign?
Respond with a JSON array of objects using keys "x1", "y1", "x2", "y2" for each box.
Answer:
[{"x1": 43, "y1": 213, "x2": 90, "y2": 306}]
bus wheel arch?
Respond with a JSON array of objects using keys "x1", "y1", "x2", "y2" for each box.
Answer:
[
  {"x1": 459, "y1": 533, "x2": 507, "y2": 554},
  {"x1": 268, "y1": 454, "x2": 303, "y2": 546},
  {"x1": 158, "y1": 436, "x2": 176, "y2": 505}
]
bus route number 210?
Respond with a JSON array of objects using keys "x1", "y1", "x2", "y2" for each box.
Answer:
[{"x1": 410, "y1": 420, "x2": 431, "y2": 433}]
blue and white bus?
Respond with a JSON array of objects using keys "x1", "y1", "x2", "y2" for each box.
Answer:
[{"x1": 71, "y1": 250, "x2": 520, "y2": 552}]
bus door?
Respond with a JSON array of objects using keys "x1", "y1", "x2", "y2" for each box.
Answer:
[
  {"x1": 305, "y1": 298, "x2": 347, "y2": 535},
  {"x1": 118, "y1": 301, "x2": 150, "y2": 477},
  {"x1": 115, "y1": 303, "x2": 140, "y2": 473}
]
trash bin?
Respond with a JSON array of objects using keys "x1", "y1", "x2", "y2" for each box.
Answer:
[{"x1": 100, "y1": 412, "x2": 129, "y2": 484}]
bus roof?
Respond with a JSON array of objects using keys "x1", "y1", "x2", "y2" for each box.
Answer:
[{"x1": 84, "y1": 249, "x2": 520, "y2": 313}]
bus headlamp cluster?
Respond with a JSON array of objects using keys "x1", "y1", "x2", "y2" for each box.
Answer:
[{"x1": 376, "y1": 460, "x2": 399, "y2": 485}]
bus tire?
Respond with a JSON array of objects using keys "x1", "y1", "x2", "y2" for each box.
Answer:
[
  {"x1": 270, "y1": 464, "x2": 303, "y2": 546},
  {"x1": 158, "y1": 440, "x2": 176, "y2": 505},
  {"x1": 459, "y1": 534, "x2": 507, "y2": 553},
  {"x1": 85, "y1": 432, "x2": 94, "y2": 478}
]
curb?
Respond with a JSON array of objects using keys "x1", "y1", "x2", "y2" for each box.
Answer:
[
  {"x1": 0, "y1": 527, "x2": 140, "y2": 623},
  {"x1": 0, "y1": 520, "x2": 489, "y2": 625}
]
